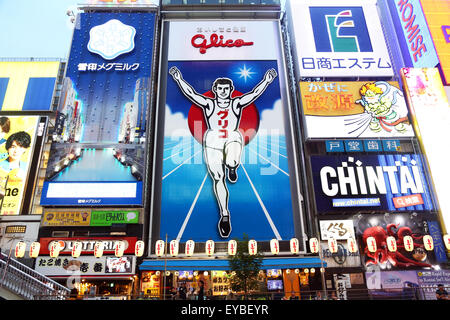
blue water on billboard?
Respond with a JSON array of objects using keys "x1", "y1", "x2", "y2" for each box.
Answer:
[
  {"x1": 159, "y1": 135, "x2": 295, "y2": 242},
  {"x1": 53, "y1": 148, "x2": 137, "y2": 182}
]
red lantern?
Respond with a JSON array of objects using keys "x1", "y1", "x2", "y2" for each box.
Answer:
[{"x1": 309, "y1": 237, "x2": 319, "y2": 253}]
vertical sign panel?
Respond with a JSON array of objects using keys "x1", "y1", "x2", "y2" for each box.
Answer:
[
  {"x1": 40, "y1": 12, "x2": 156, "y2": 206},
  {"x1": 157, "y1": 21, "x2": 303, "y2": 242}
]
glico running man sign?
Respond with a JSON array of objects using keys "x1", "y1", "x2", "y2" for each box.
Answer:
[
  {"x1": 310, "y1": 154, "x2": 435, "y2": 214},
  {"x1": 40, "y1": 12, "x2": 157, "y2": 206},
  {"x1": 153, "y1": 20, "x2": 305, "y2": 244}
]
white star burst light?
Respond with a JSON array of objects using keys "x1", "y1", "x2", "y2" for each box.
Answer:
[{"x1": 235, "y1": 65, "x2": 257, "y2": 82}]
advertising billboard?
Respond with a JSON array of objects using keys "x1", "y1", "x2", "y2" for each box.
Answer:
[
  {"x1": 0, "y1": 61, "x2": 60, "y2": 111},
  {"x1": 386, "y1": 0, "x2": 439, "y2": 68},
  {"x1": 38, "y1": 237, "x2": 138, "y2": 255},
  {"x1": 420, "y1": 0, "x2": 450, "y2": 84},
  {"x1": 288, "y1": 0, "x2": 394, "y2": 77},
  {"x1": 0, "y1": 116, "x2": 40, "y2": 215},
  {"x1": 310, "y1": 154, "x2": 435, "y2": 214},
  {"x1": 401, "y1": 68, "x2": 450, "y2": 233},
  {"x1": 155, "y1": 20, "x2": 304, "y2": 243},
  {"x1": 299, "y1": 81, "x2": 415, "y2": 138},
  {"x1": 41, "y1": 209, "x2": 139, "y2": 227},
  {"x1": 40, "y1": 12, "x2": 156, "y2": 206}
]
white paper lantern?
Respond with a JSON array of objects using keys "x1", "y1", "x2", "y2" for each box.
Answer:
[
  {"x1": 248, "y1": 239, "x2": 257, "y2": 255},
  {"x1": 114, "y1": 241, "x2": 125, "y2": 257},
  {"x1": 328, "y1": 238, "x2": 338, "y2": 253},
  {"x1": 270, "y1": 239, "x2": 279, "y2": 255},
  {"x1": 290, "y1": 238, "x2": 299, "y2": 254},
  {"x1": 135, "y1": 240, "x2": 145, "y2": 257},
  {"x1": 387, "y1": 236, "x2": 397, "y2": 252},
  {"x1": 50, "y1": 241, "x2": 60, "y2": 258},
  {"x1": 155, "y1": 240, "x2": 165, "y2": 257},
  {"x1": 15, "y1": 241, "x2": 26, "y2": 258},
  {"x1": 286, "y1": 269, "x2": 290, "y2": 274},
  {"x1": 185, "y1": 240, "x2": 195, "y2": 256},
  {"x1": 170, "y1": 240, "x2": 179, "y2": 257},
  {"x1": 366, "y1": 237, "x2": 377, "y2": 253},
  {"x1": 94, "y1": 241, "x2": 104, "y2": 258},
  {"x1": 444, "y1": 235, "x2": 450, "y2": 250},
  {"x1": 347, "y1": 238, "x2": 358, "y2": 253},
  {"x1": 71, "y1": 241, "x2": 82, "y2": 258},
  {"x1": 228, "y1": 240, "x2": 237, "y2": 256},
  {"x1": 309, "y1": 237, "x2": 319, "y2": 253},
  {"x1": 29, "y1": 242, "x2": 40, "y2": 258},
  {"x1": 423, "y1": 235, "x2": 434, "y2": 251},
  {"x1": 206, "y1": 240, "x2": 215, "y2": 256},
  {"x1": 403, "y1": 236, "x2": 414, "y2": 252}
]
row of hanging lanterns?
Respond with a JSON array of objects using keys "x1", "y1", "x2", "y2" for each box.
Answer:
[{"x1": 14, "y1": 234, "x2": 450, "y2": 259}]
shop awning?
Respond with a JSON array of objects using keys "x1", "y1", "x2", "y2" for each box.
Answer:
[{"x1": 139, "y1": 257, "x2": 326, "y2": 271}]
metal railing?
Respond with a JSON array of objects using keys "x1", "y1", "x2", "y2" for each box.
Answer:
[{"x1": 0, "y1": 252, "x2": 70, "y2": 300}]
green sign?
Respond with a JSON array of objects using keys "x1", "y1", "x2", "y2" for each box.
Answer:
[{"x1": 90, "y1": 210, "x2": 139, "y2": 226}]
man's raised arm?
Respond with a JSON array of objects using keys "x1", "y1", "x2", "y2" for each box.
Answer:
[
  {"x1": 236, "y1": 68, "x2": 277, "y2": 108},
  {"x1": 169, "y1": 67, "x2": 210, "y2": 109}
]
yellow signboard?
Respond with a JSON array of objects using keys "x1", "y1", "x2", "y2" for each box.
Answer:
[
  {"x1": 41, "y1": 211, "x2": 91, "y2": 226},
  {"x1": 420, "y1": 0, "x2": 450, "y2": 84},
  {"x1": 0, "y1": 61, "x2": 60, "y2": 111}
]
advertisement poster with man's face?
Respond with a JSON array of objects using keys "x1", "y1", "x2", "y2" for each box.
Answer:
[
  {"x1": 0, "y1": 116, "x2": 38, "y2": 215},
  {"x1": 157, "y1": 21, "x2": 304, "y2": 243},
  {"x1": 40, "y1": 12, "x2": 156, "y2": 206}
]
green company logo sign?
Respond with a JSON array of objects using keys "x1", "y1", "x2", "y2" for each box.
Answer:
[{"x1": 90, "y1": 210, "x2": 139, "y2": 226}]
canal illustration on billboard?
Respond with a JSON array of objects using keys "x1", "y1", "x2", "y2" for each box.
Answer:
[{"x1": 40, "y1": 12, "x2": 156, "y2": 206}]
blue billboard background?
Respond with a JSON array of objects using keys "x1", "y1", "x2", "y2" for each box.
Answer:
[{"x1": 41, "y1": 12, "x2": 156, "y2": 206}]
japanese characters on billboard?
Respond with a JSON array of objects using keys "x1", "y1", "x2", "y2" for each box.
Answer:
[
  {"x1": 287, "y1": 0, "x2": 394, "y2": 77},
  {"x1": 420, "y1": 0, "x2": 450, "y2": 84},
  {"x1": 401, "y1": 68, "x2": 450, "y2": 233},
  {"x1": 40, "y1": 12, "x2": 156, "y2": 206},
  {"x1": 354, "y1": 213, "x2": 444, "y2": 270},
  {"x1": 156, "y1": 20, "x2": 304, "y2": 243},
  {"x1": 299, "y1": 81, "x2": 415, "y2": 138},
  {"x1": 0, "y1": 61, "x2": 60, "y2": 111},
  {"x1": 310, "y1": 154, "x2": 435, "y2": 214},
  {"x1": 41, "y1": 209, "x2": 139, "y2": 227},
  {"x1": 38, "y1": 237, "x2": 138, "y2": 255},
  {"x1": 0, "y1": 116, "x2": 40, "y2": 215}
]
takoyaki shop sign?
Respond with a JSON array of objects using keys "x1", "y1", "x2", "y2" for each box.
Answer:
[{"x1": 311, "y1": 154, "x2": 434, "y2": 213}]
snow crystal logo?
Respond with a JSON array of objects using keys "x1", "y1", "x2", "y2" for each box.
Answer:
[{"x1": 87, "y1": 19, "x2": 136, "y2": 60}]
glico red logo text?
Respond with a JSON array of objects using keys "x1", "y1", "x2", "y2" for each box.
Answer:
[{"x1": 191, "y1": 33, "x2": 254, "y2": 54}]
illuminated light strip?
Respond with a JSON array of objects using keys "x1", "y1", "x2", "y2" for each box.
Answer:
[
  {"x1": 254, "y1": 142, "x2": 287, "y2": 159},
  {"x1": 162, "y1": 149, "x2": 202, "y2": 180},
  {"x1": 248, "y1": 148, "x2": 289, "y2": 177},
  {"x1": 241, "y1": 164, "x2": 281, "y2": 240},
  {"x1": 176, "y1": 173, "x2": 209, "y2": 242},
  {"x1": 163, "y1": 145, "x2": 193, "y2": 161}
]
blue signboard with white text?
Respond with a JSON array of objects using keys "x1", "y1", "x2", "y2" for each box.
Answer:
[
  {"x1": 40, "y1": 12, "x2": 156, "y2": 206},
  {"x1": 311, "y1": 154, "x2": 435, "y2": 214}
]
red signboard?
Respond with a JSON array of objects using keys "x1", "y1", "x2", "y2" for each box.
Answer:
[{"x1": 39, "y1": 237, "x2": 137, "y2": 255}]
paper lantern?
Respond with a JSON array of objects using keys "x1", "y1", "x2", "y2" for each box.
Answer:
[
  {"x1": 135, "y1": 240, "x2": 145, "y2": 257},
  {"x1": 386, "y1": 236, "x2": 397, "y2": 252},
  {"x1": 14, "y1": 241, "x2": 26, "y2": 258},
  {"x1": 304, "y1": 268, "x2": 309, "y2": 274},
  {"x1": 228, "y1": 240, "x2": 237, "y2": 256},
  {"x1": 347, "y1": 238, "x2": 358, "y2": 253},
  {"x1": 270, "y1": 239, "x2": 279, "y2": 255},
  {"x1": 71, "y1": 241, "x2": 82, "y2": 258},
  {"x1": 290, "y1": 238, "x2": 299, "y2": 254},
  {"x1": 422, "y1": 235, "x2": 434, "y2": 251},
  {"x1": 50, "y1": 241, "x2": 60, "y2": 258},
  {"x1": 29, "y1": 242, "x2": 40, "y2": 258},
  {"x1": 170, "y1": 240, "x2": 179, "y2": 256},
  {"x1": 294, "y1": 269, "x2": 300, "y2": 274},
  {"x1": 185, "y1": 240, "x2": 195, "y2": 256},
  {"x1": 114, "y1": 241, "x2": 125, "y2": 257},
  {"x1": 94, "y1": 241, "x2": 104, "y2": 258},
  {"x1": 328, "y1": 238, "x2": 338, "y2": 253},
  {"x1": 366, "y1": 237, "x2": 377, "y2": 253},
  {"x1": 155, "y1": 240, "x2": 165, "y2": 257},
  {"x1": 403, "y1": 236, "x2": 414, "y2": 252},
  {"x1": 248, "y1": 239, "x2": 257, "y2": 255},
  {"x1": 286, "y1": 269, "x2": 290, "y2": 274},
  {"x1": 310, "y1": 268, "x2": 315, "y2": 273},
  {"x1": 444, "y1": 235, "x2": 450, "y2": 250},
  {"x1": 206, "y1": 240, "x2": 215, "y2": 256},
  {"x1": 309, "y1": 237, "x2": 319, "y2": 253}
]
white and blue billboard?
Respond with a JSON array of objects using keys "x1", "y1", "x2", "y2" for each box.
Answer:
[
  {"x1": 40, "y1": 12, "x2": 156, "y2": 206},
  {"x1": 154, "y1": 21, "x2": 305, "y2": 243},
  {"x1": 311, "y1": 154, "x2": 435, "y2": 214}
]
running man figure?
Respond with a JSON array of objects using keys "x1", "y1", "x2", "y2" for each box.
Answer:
[{"x1": 169, "y1": 66, "x2": 277, "y2": 238}]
